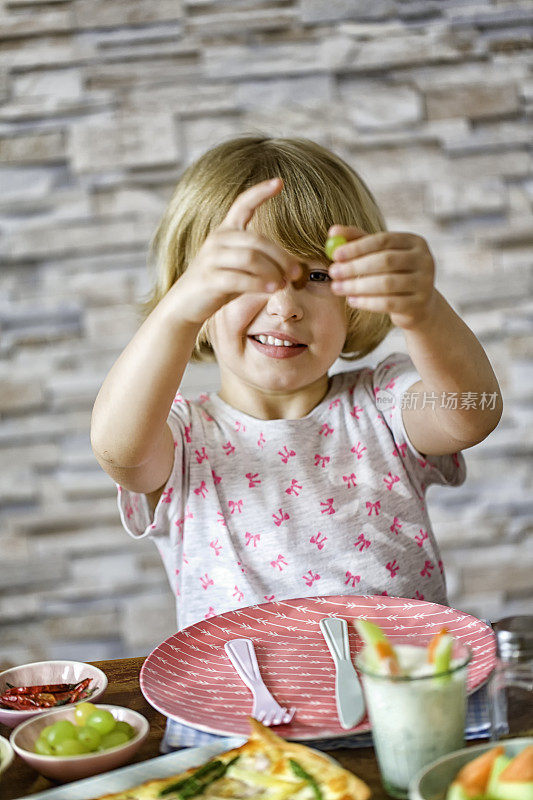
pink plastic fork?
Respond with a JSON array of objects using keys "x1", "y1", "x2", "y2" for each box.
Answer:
[{"x1": 224, "y1": 638, "x2": 296, "y2": 726}]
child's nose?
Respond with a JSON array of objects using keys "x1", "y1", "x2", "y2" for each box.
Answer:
[{"x1": 266, "y1": 277, "x2": 304, "y2": 318}]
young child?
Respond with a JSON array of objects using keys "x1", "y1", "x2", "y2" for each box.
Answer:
[{"x1": 91, "y1": 136, "x2": 503, "y2": 633}]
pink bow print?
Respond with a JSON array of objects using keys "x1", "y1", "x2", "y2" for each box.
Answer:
[
  {"x1": 320, "y1": 498, "x2": 335, "y2": 515},
  {"x1": 194, "y1": 480, "x2": 208, "y2": 498},
  {"x1": 200, "y1": 573, "x2": 214, "y2": 590},
  {"x1": 273, "y1": 508, "x2": 290, "y2": 527},
  {"x1": 390, "y1": 517, "x2": 402, "y2": 535},
  {"x1": 302, "y1": 569, "x2": 320, "y2": 587},
  {"x1": 415, "y1": 529, "x2": 429, "y2": 547},
  {"x1": 384, "y1": 472, "x2": 400, "y2": 491},
  {"x1": 195, "y1": 447, "x2": 208, "y2": 463},
  {"x1": 210, "y1": 538, "x2": 222, "y2": 556},
  {"x1": 228, "y1": 499, "x2": 243, "y2": 514},
  {"x1": 354, "y1": 533, "x2": 371, "y2": 552},
  {"x1": 420, "y1": 560, "x2": 434, "y2": 578},
  {"x1": 271, "y1": 554, "x2": 287, "y2": 571},
  {"x1": 345, "y1": 571, "x2": 361, "y2": 587},
  {"x1": 366, "y1": 500, "x2": 381, "y2": 516},
  {"x1": 285, "y1": 479, "x2": 302, "y2": 496},
  {"x1": 278, "y1": 445, "x2": 296, "y2": 463},
  {"x1": 351, "y1": 442, "x2": 367, "y2": 460},
  {"x1": 386, "y1": 560, "x2": 399, "y2": 577},
  {"x1": 245, "y1": 531, "x2": 260, "y2": 547},
  {"x1": 310, "y1": 532, "x2": 327, "y2": 550}
]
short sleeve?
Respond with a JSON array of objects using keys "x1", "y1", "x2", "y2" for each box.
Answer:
[
  {"x1": 116, "y1": 394, "x2": 191, "y2": 539},
  {"x1": 372, "y1": 351, "x2": 467, "y2": 489}
]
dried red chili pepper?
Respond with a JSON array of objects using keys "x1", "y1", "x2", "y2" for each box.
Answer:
[
  {"x1": 5, "y1": 683, "x2": 73, "y2": 695},
  {"x1": 0, "y1": 694, "x2": 42, "y2": 710},
  {"x1": 68, "y1": 678, "x2": 92, "y2": 703},
  {"x1": 0, "y1": 677, "x2": 95, "y2": 710}
]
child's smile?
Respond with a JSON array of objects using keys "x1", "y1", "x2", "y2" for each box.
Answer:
[{"x1": 247, "y1": 330, "x2": 308, "y2": 359}]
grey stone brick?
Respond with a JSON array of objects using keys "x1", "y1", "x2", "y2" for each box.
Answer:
[
  {"x1": 3, "y1": 216, "x2": 155, "y2": 262},
  {"x1": 12, "y1": 69, "x2": 83, "y2": 103},
  {"x1": 68, "y1": 113, "x2": 181, "y2": 173},
  {"x1": 236, "y1": 74, "x2": 334, "y2": 110},
  {"x1": 72, "y1": 0, "x2": 184, "y2": 29},
  {"x1": 187, "y1": 7, "x2": 297, "y2": 35},
  {"x1": 301, "y1": 0, "x2": 395, "y2": 23},
  {"x1": 425, "y1": 82, "x2": 520, "y2": 121},
  {"x1": 85, "y1": 59, "x2": 201, "y2": 91},
  {"x1": 0, "y1": 5, "x2": 73, "y2": 39},
  {"x1": 204, "y1": 42, "x2": 325, "y2": 80},
  {"x1": 122, "y1": 82, "x2": 237, "y2": 118},
  {"x1": 0, "y1": 555, "x2": 67, "y2": 591},
  {"x1": 430, "y1": 179, "x2": 508, "y2": 221},
  {"x1": 0, "y1": 377, "x2": 46, "y2": 414},
  {"x1": 0, "y1": 130, "x2": 64, "y2": 165},
  {"x1": 119, "y1": 590, "x2": 176, "y2": 649},
  {"x1": 343, "y1": 83, "x2": 423, "y2": 130}
]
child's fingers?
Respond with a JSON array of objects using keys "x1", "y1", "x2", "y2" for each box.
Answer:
[
  {"x1": 331, "y1": 271, "x2": 417, "y2": 298},
  {"x1": 219, "y1": 177, "x2": 283, "y2": 232},
  {"x1": 329, "y1": 250, "x2": 414, "y2": 280},
  {"x1": 333, "y1": 231, "x2": 416, "y2": 261},
  {"x1": 213, "y1": 268, "x2": 282, "y2": 296},
  {"x1": 214, "y1": 231, "x2": 301, "y2": 283},
  {"x1": 327, "y1": 224, "x2": 368, "y2": 240},
  {"x1": 212, "y1": 245, "x2": 293, "y2": 289},
  {"x1": 346, "y1": 293, "x2": 425, "y2": 312}
]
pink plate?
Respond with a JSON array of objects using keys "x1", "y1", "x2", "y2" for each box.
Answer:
[{"x1": 140, "y1": 595, "x2": 496, "y2": 740}]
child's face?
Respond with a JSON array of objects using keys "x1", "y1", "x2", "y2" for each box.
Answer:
[{"x1": 209, "y1": 258, "x2": 348, "y2": 418}]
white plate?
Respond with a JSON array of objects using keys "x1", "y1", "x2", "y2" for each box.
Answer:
[{"x1": 26, "y1": 737, "x2": 339, "y2": 799}]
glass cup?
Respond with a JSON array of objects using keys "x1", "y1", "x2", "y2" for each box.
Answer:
[{"x1": 356, "y1": 637, "x2": 471, "y2": 800}]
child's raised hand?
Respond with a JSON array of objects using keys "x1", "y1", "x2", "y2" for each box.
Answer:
[
  {"x1": 175, "y1": 178, "x2": 302, "y2": 325},
  {"x1": 327, "y1": 225, "x2": 438, "y2": 330}
]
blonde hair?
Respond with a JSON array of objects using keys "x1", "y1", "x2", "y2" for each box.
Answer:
[{"x1": 144, "y1": 135, "x2": 393, "y2": 362}]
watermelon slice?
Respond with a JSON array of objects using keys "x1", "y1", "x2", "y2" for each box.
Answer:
[
  {"x1": 490, "y1": 745, "x2": 533, "y2": 800},
  {"x1": 453, "y1": 746, "x2": 504, "y2": 798}
]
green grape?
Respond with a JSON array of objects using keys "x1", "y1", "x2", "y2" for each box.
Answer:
[
  {"x1": 40, "y1": 724, "x2": 56, "y2": 742},
  {"x1": 34, "y1": 736, "x2": 54, "y2": 756},
  {"x1": 54, "y1": 738, "x2": 87, "y2": 756},
  {"x1": 114, "y1": 721, "x2": 135, "y2": 740},
  {"x1": 324, "y1": 235, "x2": 347, "y2": 261},
  {"x1": 74, "y1": 701, "x2": 97, "y2": 726},
  {"x1": 76, "y1": 725, "x2": 101, "y2": 752},
  {"x1": 98, "y1": 730, "x2": 130, "y2": 751},
  {"x1": 86, "y1": 708, "x2": 116, "y2": 735},
  {"x1": 44, "y1": 719, "x2": 78, "y2": 747}
]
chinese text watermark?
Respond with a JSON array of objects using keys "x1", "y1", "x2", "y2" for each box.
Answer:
[{"x1": 375, "y1": 388, "x2": 500, "y2": 411}]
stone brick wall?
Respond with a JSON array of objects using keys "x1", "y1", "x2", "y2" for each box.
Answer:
[{"x1": 1, "y1": 0, "x2": 532, "y2": 666}]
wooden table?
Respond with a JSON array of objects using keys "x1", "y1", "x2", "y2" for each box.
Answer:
[{"x1": 0, "y1": 656, "x2": 388, "y2": 799}]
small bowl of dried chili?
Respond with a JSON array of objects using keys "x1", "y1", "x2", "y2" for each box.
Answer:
[{"x1": 0, "y1": 661, "x2": 108, "y2": 728}]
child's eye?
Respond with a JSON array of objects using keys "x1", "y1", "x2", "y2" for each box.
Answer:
[{"x1": 308, "y1": 270, "x2": 331, "y2": 283}]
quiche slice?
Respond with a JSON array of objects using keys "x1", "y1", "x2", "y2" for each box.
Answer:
[{"x1": 96, "y1": 717, "x2": 371, "y2": 800}]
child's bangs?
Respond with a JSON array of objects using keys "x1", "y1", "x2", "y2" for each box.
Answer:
[{"x1": 245, "y1": 149, "x2": 383, "y2": 264}]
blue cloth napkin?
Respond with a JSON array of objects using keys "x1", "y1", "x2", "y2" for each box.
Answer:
[{"x1": 160, "y1": 682, "x2": 491, "y2": 753}]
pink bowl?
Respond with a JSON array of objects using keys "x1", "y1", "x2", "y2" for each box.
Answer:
[
  {"x1": 0, "y1": 661, "x2": 108, "y2": 728},
  {"x1": 10, "y1": 704, "x2": 149, "y2": 782}
]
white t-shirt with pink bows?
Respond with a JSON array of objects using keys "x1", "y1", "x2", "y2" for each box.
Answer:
[{"x1": 117, "y1": 351, "x2": 466, "y2": 631}]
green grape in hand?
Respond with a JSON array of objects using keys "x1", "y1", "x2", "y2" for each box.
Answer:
[{"x1": 324, "y1": 235, "x2": 347, "y2": 261}]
